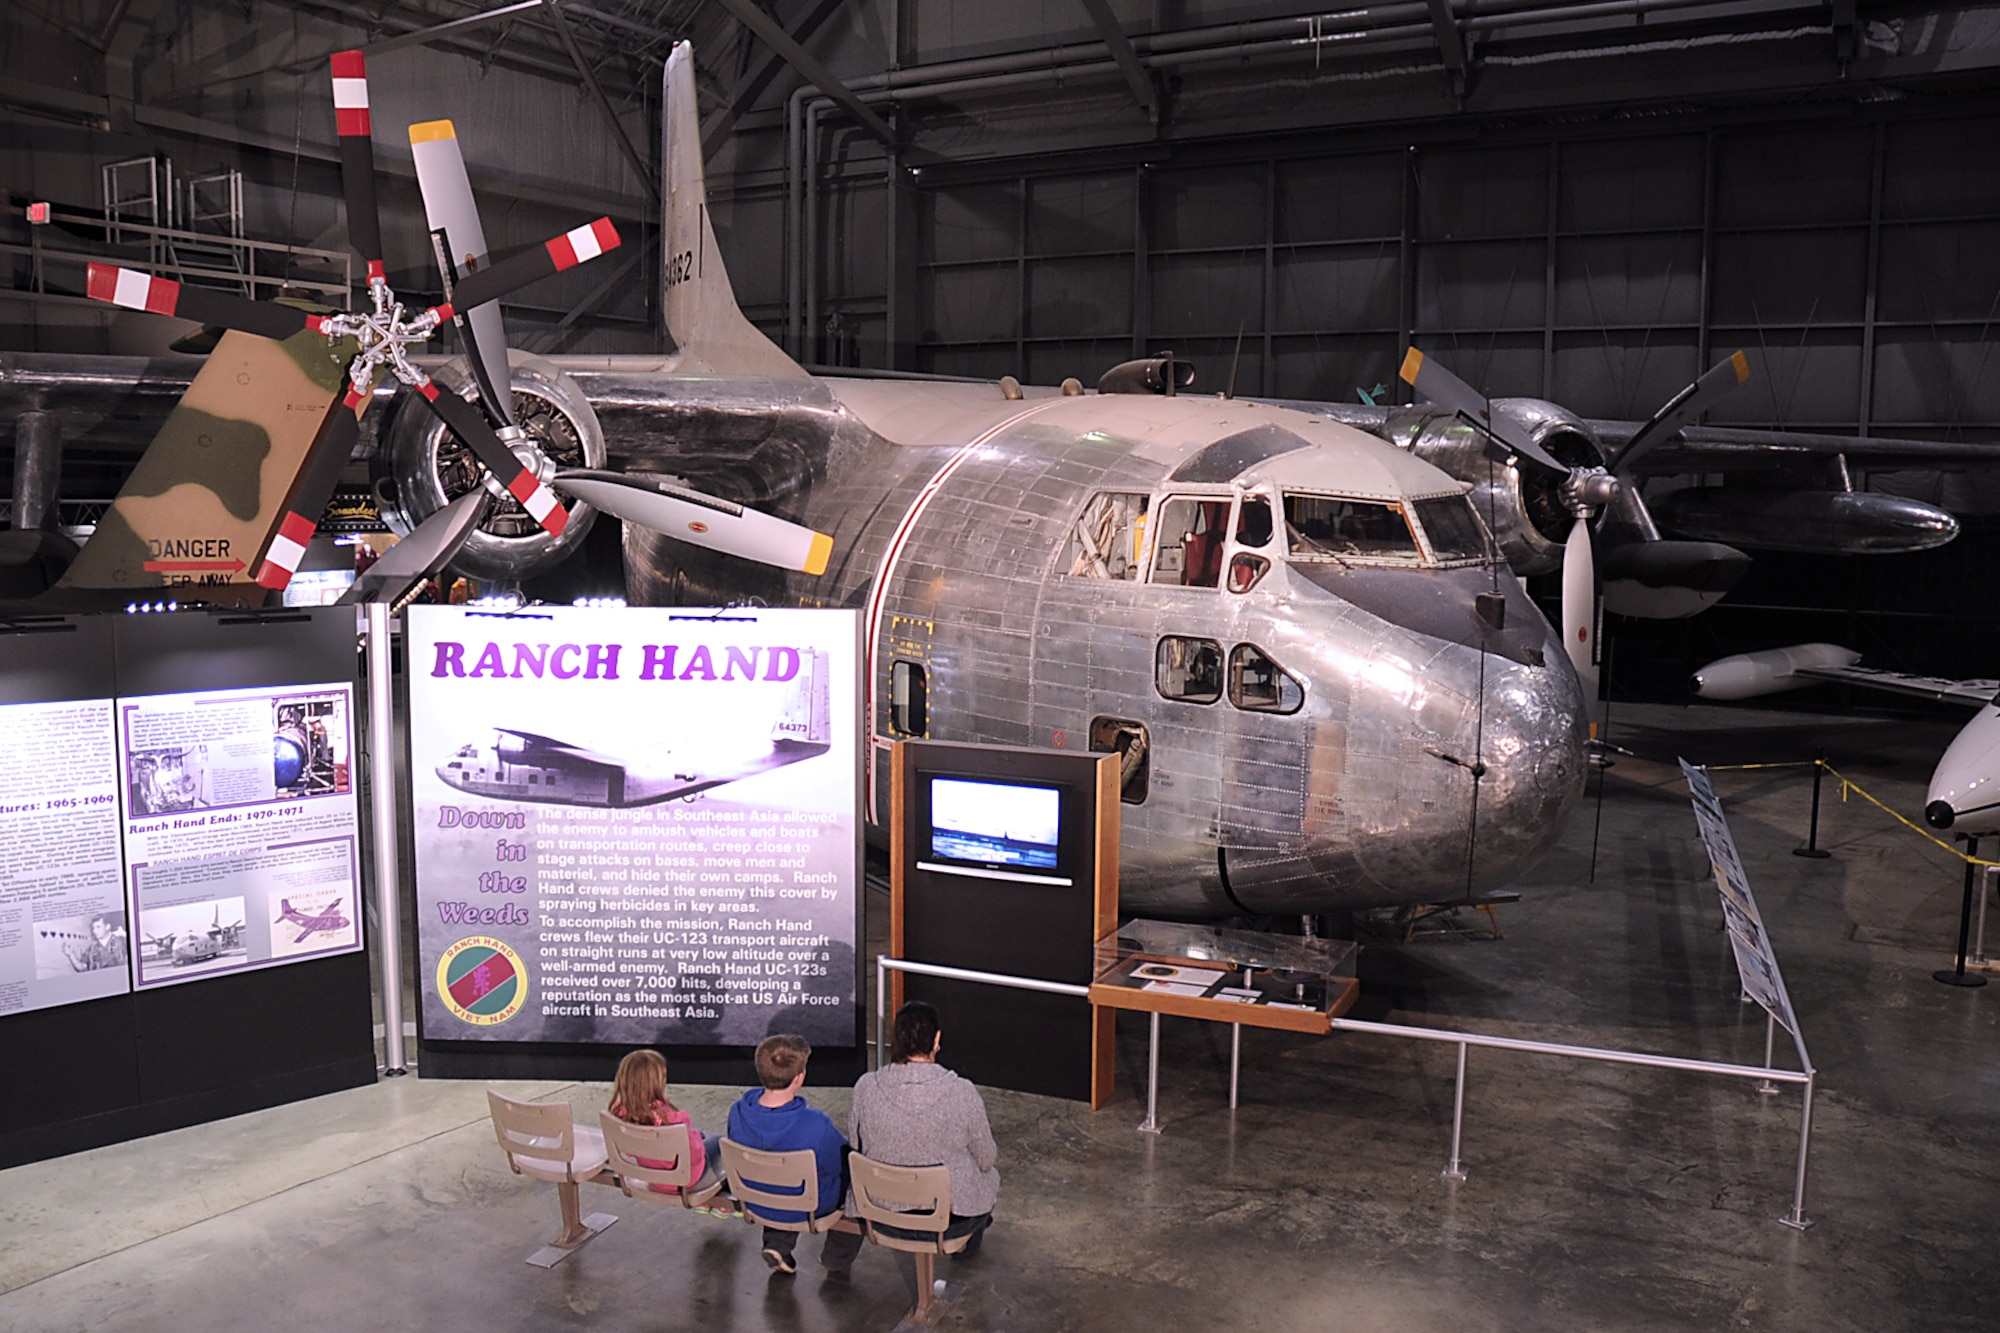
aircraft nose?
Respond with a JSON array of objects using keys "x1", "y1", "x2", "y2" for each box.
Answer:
[
  {"x1": 1927, "y1": 704, "x2": 2000, "y2": 835},
  {"x1": 1461, "y1": 655, "x2": 1589, "y2": 880}
]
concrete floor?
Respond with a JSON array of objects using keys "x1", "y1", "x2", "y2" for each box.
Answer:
[{"x1": 2, "y1": 703, "x2": 1996, "y2": 1331}]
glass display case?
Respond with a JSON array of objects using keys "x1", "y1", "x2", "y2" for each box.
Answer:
[{"x1": 1088, "y1": 918, "x2": 1360, "y2": 1034}]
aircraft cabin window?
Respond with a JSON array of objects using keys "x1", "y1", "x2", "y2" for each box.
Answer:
[
  {"x1": 1066, "y1": 492, "x2": 1150, "y2": 579},
  {"x1": 1412, "y1": 496, "x2": 1492, "y2": 564},
  {"x1": 1152, "y1": 497, "x2": 1232, "y2": 588},
  {"x1": 1156, "y1": 636, "x2": 1224, "y2": 704},
  {"x1": 1283, "y1": 494, "x2": 1421, "y2": 563},
  {"x1": 1229, "y1": 644, "x2": 1305, "y2": 714},
  {"x1": 1089, "y1": 717, "x2": 1151, "y2": 804},
  {"x1": 890, "y1": 660, "x2": 928, "y2": 737}
]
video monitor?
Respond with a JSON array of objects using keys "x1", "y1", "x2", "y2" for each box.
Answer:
[{"x1": 921, "y1": 775, "x2": 1068, "y2": 884}]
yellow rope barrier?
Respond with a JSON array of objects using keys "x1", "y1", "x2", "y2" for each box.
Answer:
[
  {"x1": 1701, "y1": 761, "x2": 1820, "y2": 772},
  {"x1": 1815, "y1": 761, "x2": 2000, "y2": 868}
]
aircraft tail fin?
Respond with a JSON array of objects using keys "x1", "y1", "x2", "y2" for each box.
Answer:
[
  {"x1": 53, "y1": 325, "x2": 351, "y2": 604},
  {"x1": 771, "y1": 648, "x2": 831, "y2": 747},
  {"x1": 661, "y1": 42, "x2": 805, "y2": 379}
]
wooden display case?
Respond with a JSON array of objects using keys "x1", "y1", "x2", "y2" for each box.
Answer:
[{"x1": 1089, "y1": 918, "x2": 1360, "y2": 1034}]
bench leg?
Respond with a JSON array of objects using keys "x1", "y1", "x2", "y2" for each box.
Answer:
[
  {"x1": 524, "y1": 1180, "x2": 618, "y2": 1268},
  {"x1": 888, "y1": 1251, "x2": 962, "y2": 1329}
]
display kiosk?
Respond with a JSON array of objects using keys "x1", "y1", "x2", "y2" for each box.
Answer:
[{"x1": 890, "y1": 740, "x2": 1120, "y2": 1105}]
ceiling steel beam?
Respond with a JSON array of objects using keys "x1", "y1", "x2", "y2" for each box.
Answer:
[
  {"x1": 362, "y1": 0, "x2": 544, "y2": 58},
  {"x1": 1425, "y1": 0, "x2": 1469, "y2": 98},
  {"x1": 540, "y1": 0, "x2": 661, "y2": 201},
  {"x1": 702, "y1": 0, "x2": 845, "y2": 157},
  {"x1": 708, "y1": 0, "x2": 898, "y2": 148},
  {"x1": 1077, "y1": 0, "x2": 1158, "y2": 122}
]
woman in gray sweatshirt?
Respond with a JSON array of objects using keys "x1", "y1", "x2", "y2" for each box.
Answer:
[{"x1": 849, "y1": 1000, "x2": 999, "y2": 1254}]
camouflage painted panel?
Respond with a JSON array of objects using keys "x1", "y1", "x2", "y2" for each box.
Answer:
[{"x1": 59, "y1": 325, "x2": 354, "y2": 592}]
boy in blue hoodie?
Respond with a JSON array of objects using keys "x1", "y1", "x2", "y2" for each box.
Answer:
[{"x1": 726, "y1": 1033, "x2": 864, "y2": 1275}]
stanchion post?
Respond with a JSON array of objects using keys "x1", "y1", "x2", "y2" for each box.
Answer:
[
  {"x1": 1793, "y1": 752, "x2": 1831, "y2": 859},
  {"x1": 1441, "y1": 1040, "x2": 1469, "y2": 1182},
  {"x1": 875, "y1": 955, "x2": 886, "y2": 1069},
  {"x1": 1779, "y1": 1072, "x2": 1816, "y2": 1231},
  {"x1": 1139, "y1": 1011, "x2": 1162, "y2": 1134},
  {"x1": 1975, "y1": 866, "x2": 1995, "y2": 969},
  {"x1": 1934, "y1": 834, "x2": 1988, "y2": 988},
  {"x1": 365, "y1": 603, "x2": 407, "y2": 1077}
]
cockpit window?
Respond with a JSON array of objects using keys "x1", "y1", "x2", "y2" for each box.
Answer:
[
  {"x1": 1283, "y1": 494, "x2": 1421, "y2": 563},
  {"x1": 1064, "y1": 486, "x2": 1160, "y2": 572},
  {"x1": 1065, "y1": 492, "x2": 1150, "y2": 580},
  {"x1": 1151, "y1": 498, "x2": 1231, "y2": 588},
  {"x1": 1412, "y1": 496, "x2": 1492, "y2": 564}
]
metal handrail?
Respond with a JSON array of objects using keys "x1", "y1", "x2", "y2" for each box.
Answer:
[{"x1": 871, "y1": 950, "x2": 1818, "y2": 1229}]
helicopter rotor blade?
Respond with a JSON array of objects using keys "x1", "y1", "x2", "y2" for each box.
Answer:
[
  {"x1": 445, "y1": 218, "x2": 622, "y2": 313},
  {"x1": 84, "y1": 264, "x2": 316, "y2": 342},
  {"x1": 329, "y1": 50, "x2": 385, "y2": 281},
  {"x1": 411, "y1": 375, "x2": 569, "y2": 538}
]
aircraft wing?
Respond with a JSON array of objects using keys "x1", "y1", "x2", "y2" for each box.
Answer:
[
  {"x1": 1793, "y1": 664, "x2": 2000, "y2": 707},
  {"x1": 493, "y1": 727, "x2": 628, "y2": 769},
  {"x1": 1590, "y1": 421, "x2": 2000, "y2": 473}
]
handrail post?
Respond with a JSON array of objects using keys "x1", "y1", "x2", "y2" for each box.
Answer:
[
  {"x1": 365, "y1": 603, "x2": 407, "y2": 1076},
  {"x1": 1441, "y1": 1040, "x2": 1469, "y2": 1181},
  {"x1": 1757, "y1": 1012, "x2": 1779, "y2": 1096},
  {"x1": 1779, "y1": 1071, "x2": 1817, "y2": 1231},
  {"x1": 1228, "y1": 1022, "x2": 1241, "y2": 1110},
  {"x1": 874, "y1": 954, "x2": 886, "y2": 1070}
]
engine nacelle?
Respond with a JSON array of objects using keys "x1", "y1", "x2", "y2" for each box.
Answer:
[
  {"x1": 376, "y1": 351, "x2": 605, "y2": 582},
  {"x1": 1391, "y1": 398, "x2": 1605, "y2": 577}
]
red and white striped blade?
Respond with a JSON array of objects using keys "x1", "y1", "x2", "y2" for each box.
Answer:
[
  {"x1": 85, "y1": 263, "x2": 313, "y2": 342},
  {"x1": 330, "y1": 50, "x2": 384, "y2": 278},
  {"x1": 411, "y1": 119, "x2": 513, "y2": 425},
  {"x1": 554, "y1": 472, "x2": 832, "y2": 576},
  {"x1": 412, "y1": 377, "x2": 568, "y2": 538},
  {"x1": 445, "y1": 218, "x2": 622, "y2": 313}
]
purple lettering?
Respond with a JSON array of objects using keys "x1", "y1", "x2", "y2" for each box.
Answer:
[
  {"x1": 431, "y1": 642, "x2": 467, "y2": 677},
  {"x1": 584, "y1": 644, "x2": 620, "y2": 680},
  {"x1": 723, "y1": 646, "x2": 759, "y2": 680},
  {"x1": 640, "y1": 645, "x2": 678, "y2": 680},
  {"x1": 551, "y1": 643, "x2": 582, "y2": 679},
  {"x1": 467, "y1": 642, "x2": 506, "y2": 678},
  {"x1": 512, "y1": 643, "x2": 548, "y2": 678},
  {"x1": 764, "y1": 646, "x2": 801, "y2": 682},
  {"x1": 679, "y1": 644, "x2": 716, "y2": 681}
]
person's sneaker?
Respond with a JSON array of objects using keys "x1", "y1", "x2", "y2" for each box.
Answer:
[{"x1": 762, "y1": 1247, "x2": 797, "y2": 1275}]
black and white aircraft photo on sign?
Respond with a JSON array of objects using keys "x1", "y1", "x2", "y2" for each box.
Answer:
[
  {"x1": 435, "y1": 648, "x2": 832, "y2": 809},
  {"x1": 5, "y1": 40, "x2": 1989, "y2": 922}
]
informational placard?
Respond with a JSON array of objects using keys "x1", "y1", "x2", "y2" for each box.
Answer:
[
  {"x1": 117, "y1": 683, "x2": 361, "y2": 989},
  {"x1": 1680, "y1": 759, "x2": 1797, "y2": 1034},
  {"x1": 0, "y1": 698, "x2": 128, "y2": 1017},
  {"x1": 408, "y1": 605, "x2": 861, "y2": 1048}
]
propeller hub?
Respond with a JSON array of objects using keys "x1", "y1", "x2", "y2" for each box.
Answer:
[{"x1": 1564, "y1": 467, "x2": 1618, "y2": 518}]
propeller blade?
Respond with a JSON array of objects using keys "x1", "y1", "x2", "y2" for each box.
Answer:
[
  {"x1": 411, "y1": 119, "x2": 514, "y2": 425},
  {"x1": 1561, "y1": 518, "x2": 1600, "y2": 723},
  {"x1": 1398, "y1": 347, "x2": 1567, "y2": 474},
  {"x1": 329, "y1": 51, "x2": 385, "y2": 280},
  {"x1": 411, "y1": 374, "x2": 569, "y2": 538},
  {"x1": 1617, "y1": 350, "x2": 1750, "y2": 474},
  {"x1": 554, "y1": 470, "x2": 833, "y2": 576},
  {"x1": 84, "y1": 264, "x2": 315, "y2": 341},
  {"x1": 338, "y1": 488, "x2": 490, "y2": 605},
  {"x1": 252, "y1": 385, "x2": 369, "y2": 591},
  {"x1": 444, "y1": 218, "x2": 622, "y2": 313}
]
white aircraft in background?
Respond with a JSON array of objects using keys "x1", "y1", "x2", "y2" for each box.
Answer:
[{"x1": 1691, "y1": 643, "x2": 2000, "y2": 833}]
